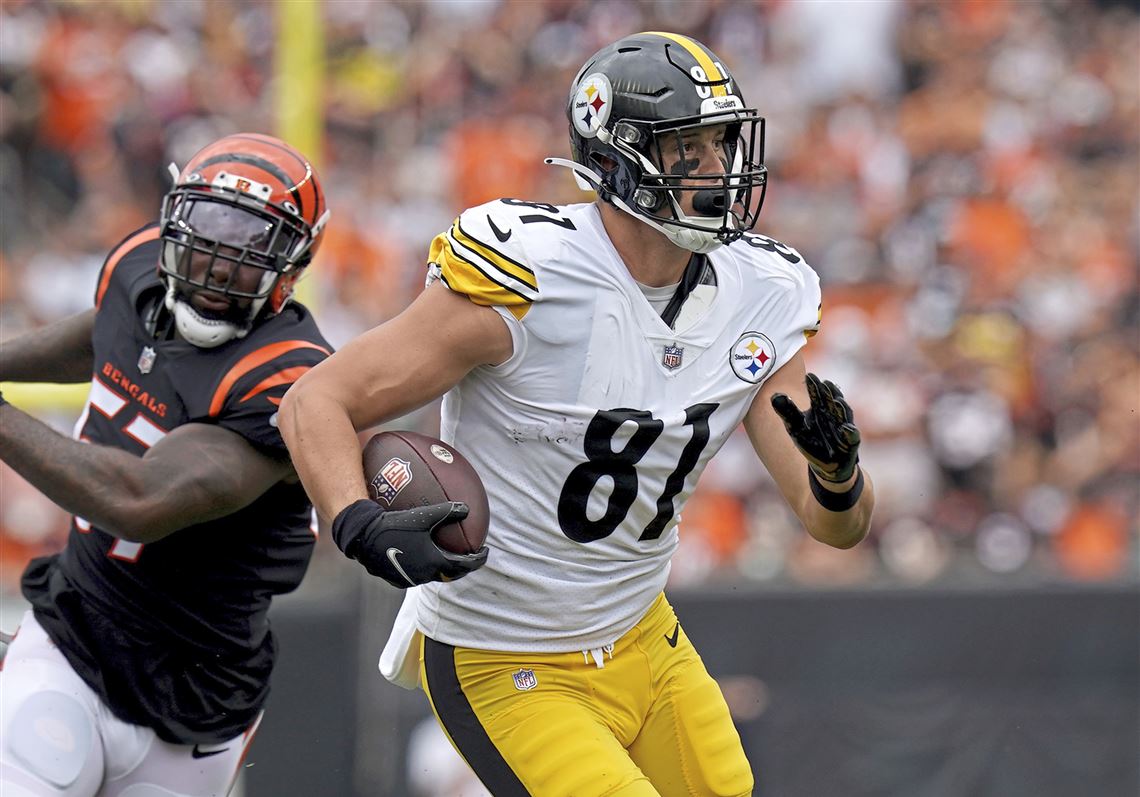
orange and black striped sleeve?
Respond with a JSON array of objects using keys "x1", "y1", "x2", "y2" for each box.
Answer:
[{"x1": 207, "y1": 338, "x2": 332, "y2": 450}]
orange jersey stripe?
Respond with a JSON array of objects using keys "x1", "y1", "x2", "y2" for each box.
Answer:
[
  {"x1": 95, "y1": 227, "x2": 161, "y2": 309},
  {"x1": 209, "y1": 341, "x2": 329, "y2": 417},
  {"x1": 239, "y1": 365, "x2": 311, "y2": 404}
]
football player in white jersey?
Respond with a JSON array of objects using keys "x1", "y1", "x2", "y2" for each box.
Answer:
[{"x1": 281, "y1": 32, "x2": 874, "y2": 797}]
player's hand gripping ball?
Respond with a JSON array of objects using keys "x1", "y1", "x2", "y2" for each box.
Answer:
[{"x1": 331, "y1": 432, "x2": 490, "y2": 589}]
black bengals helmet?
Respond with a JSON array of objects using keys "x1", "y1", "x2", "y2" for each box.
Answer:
[{"x1": 555, "y1": 32, "x2": 767, "y2": 253}]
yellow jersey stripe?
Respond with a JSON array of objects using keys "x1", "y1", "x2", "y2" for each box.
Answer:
[
  {"x1": 451, "y1": 219, "x2": 538, "y2": 292},
  {"x1": 436, "y1": 269, "x2": 529, "y2": 321},
  {"x1": 445, "y1": 230, "x2": 538, "y2": 300},
  {"x1": 642, "y1": 32, "x2": 727, "y2": 97},
  {"x1": 804, "y1": 302, "x2": 822, "y2": 340},
  {"x1": 429, "y1": 233, "x2": 535, "y2": 308}
]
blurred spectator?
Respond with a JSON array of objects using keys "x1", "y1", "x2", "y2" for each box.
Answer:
[{"x1": 1, "y1": 0, "x2": 1136, "y2": 592}]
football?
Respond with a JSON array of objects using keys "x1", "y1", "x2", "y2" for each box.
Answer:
[{"x1": 361, "y1": 431, "x2": 489, "y2": 555}]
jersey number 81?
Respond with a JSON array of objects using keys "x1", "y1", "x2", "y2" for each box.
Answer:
[{"x1": 557, "y1": 403, "x2": 718, "y2": 544}]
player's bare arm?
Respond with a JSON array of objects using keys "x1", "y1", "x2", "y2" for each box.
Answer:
[
  {"x1": 0, "y1": 309, "x2": 96, "y2": 383},
  {"x1": 0, "y1": 407, "x2": 291, "y2": 542},
  {"x1": 279, "y1": 280, "x2": 512, "y2": 524},
  {"x1": 744, "y1": 351, "x2": 874, "y2": 549}
]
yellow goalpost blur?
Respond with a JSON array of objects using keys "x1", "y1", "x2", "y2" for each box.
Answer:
[
  {"x1": 274, "y1": 0, "x2": 325, "y2": 312},
  {"x1": 0, "y1": 382, "x2": 87, "y2": 412}
]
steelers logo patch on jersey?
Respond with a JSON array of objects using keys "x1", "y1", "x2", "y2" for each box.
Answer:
[
  {"x1": 729, "y1": 332, "x2": 776, "y2": 383},
  {"x1": 572, "y1": 73, "x2": 613, "y2": 138}
]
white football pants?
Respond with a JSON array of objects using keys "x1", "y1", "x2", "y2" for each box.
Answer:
[{"x1": 1, "y1": 611, "x2": 259, "y2": 797}]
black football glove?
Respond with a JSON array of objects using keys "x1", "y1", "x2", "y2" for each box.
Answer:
[
  {"x1": 770, "y1": 373, "x2": 861, "y2": 483},
  {"x1": 331, "y1": 499, "x2": 488, "y2": 589}
]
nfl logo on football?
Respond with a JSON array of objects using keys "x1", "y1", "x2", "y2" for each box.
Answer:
[
  {"x1": 662, "y1": 344, "x2": 684, "y2": 370},
  {"x1": 371, "y1": 457, "x2": 412, "y2": 505},
  {"x1": 512, "y1": 668, "x2": 538, "y2": 691}
]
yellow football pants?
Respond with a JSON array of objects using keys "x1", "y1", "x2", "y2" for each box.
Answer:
[{"x1": 421, "y1": 593, "x2": 754, "y2": 797}]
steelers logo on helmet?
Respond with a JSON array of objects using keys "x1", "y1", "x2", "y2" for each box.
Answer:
[
  {"x1": 729, "y1": 332, "x2": 777, "y2": 384},
  {"x1": 571, "y1": 72, "x2": 613, "y2": 139}
]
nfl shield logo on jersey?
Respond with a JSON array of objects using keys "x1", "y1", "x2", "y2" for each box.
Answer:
[
  {"x1": 512, "y1": 668, "x2": 538, "y2": 691},
  {"x1": 662, "y1": 344, "x2": 684, "y2": 370},
  {"x1": 371, "y1": 458, "x2": 413, "y2": 505},
  {"x1": 137, "y1": 346, "x2": 157, "y2": 374}
]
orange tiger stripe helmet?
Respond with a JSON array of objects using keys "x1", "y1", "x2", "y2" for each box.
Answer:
[{"x1": 158, "y1": 133, "x2": 330, "y2": 345}]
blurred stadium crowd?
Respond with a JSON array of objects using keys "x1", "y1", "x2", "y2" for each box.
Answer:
[{"x1": 1, "y1": 0, "x2": 1137, "y2": 592}]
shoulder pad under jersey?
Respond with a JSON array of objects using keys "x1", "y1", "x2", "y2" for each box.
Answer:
[
  {"x1": 427, "y1": 198, "x2": 583, "y2": 313},
  {"x1": 94, "y1": 224, "x2": 162, "y2": 310},
  {"x1": 727, "y1": 231, "x2": 821, "y2": 340}
]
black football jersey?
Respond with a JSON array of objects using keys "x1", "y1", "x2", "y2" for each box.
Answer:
[{"x1": 21, "y1": 223, "x2": 333, "y2": 744}]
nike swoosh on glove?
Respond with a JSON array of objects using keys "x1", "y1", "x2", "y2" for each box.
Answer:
[
  {"x1": 331, "y1": 499, "x2": 489, "y2": 588},
  {"x1": 770, "y1": 372, "x2": 861, "y2": 483}
]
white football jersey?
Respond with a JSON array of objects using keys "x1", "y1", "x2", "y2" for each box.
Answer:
[{"x1": 415, "y1": 200, "x2": 821, "y2": 652}]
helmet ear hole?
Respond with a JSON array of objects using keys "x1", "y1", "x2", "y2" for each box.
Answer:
[
  {"x1": 269, "y1": 273, "x2": 299, "y2": 314},
  {"x1": 589, "y1": 152, "x2": 619, "y2": 176}
]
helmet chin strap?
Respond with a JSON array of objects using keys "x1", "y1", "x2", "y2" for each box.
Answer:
[
  {"x1": 163, "y1": 284, "x2": 247, "y2": 348},
  {"x1": 545, "y1": 157, "x2": 726, "y2": 255}
]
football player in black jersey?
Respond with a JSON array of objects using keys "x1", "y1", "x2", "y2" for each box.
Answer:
[{"x1": 0, "y1": 133, "x2": 333, "y2": 797}]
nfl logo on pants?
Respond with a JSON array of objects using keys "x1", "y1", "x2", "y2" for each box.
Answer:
[{"x1": 512, "y1": 669, "x2": 537, "y2": 691}]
